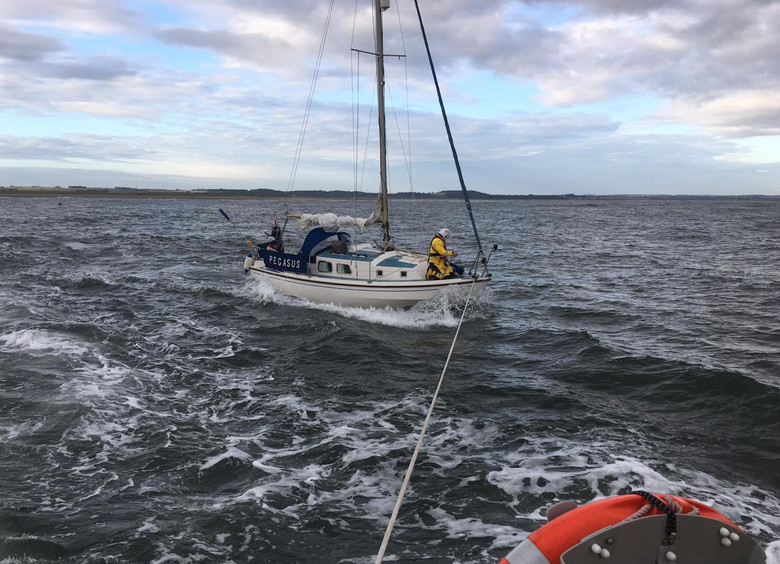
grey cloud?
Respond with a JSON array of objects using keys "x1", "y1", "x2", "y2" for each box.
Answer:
[
  {"x1": 222, "y1": 0, "x2": 346, "y2": 20},
  {"x1": 153, "y1": 27, "x2": 297, "y2": 68},
  {"x1": 0, "y1": 22, "x2": 137, "y2": 82},
  {"x1": 0, "y1": 26, "x2": 65, "y2": 61},
  {"x1": 525, "y1": 0, "x2": 683, "y2": 15},
  {"x1": 155, "y1": 27, "x2": 256, "y2": 52},
  {"x1": 471, "y1": 24, "x2": 563, "y2": 79},
  {"x1": 0, "y1": 135, "x2": 160, "y2": 162},
  {"x1": 366, "y1": 3, "x2": 566, "y2": 92},
  {"x1": 0, "y1": 2, "x2": 146, "y2": 34},
  {"x1": 561, "y1": 0, "x2": 780, "y2": 16},
  {"x1": 37, "y1": 55, "x2": 139, "y2": 81},
  {"x1": 392, "y1": 1, "x2": 780, "y2": 107},
  {"x1": 668, "y1": 6, "x2": 780, "y2": 94},
  {"x1": 149, "y1": 0, "x2": 360, "y2": 64}
]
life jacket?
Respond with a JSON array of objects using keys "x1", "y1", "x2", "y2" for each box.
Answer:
[
  {"x1": 499, "y1": 492, "x2": 764, "y2": 564},
  {"x1": 427, "y1": 234, "x2": 453, "y2": 279}
]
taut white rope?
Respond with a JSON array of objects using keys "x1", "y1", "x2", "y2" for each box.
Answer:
[{"x1": 374, "y1": 279, "x2": 478, "y2": 563}]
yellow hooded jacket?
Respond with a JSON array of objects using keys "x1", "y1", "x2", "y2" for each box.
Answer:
[{"x1": 427, "y1": 234, "x2": 454, "y2": 280}]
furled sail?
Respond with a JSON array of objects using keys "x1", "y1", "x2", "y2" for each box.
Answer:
[{"x1": 295, "y1": 211, "x2": 380, "y2": 232}]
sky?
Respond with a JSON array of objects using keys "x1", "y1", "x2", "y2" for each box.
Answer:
[{"x1": 0, "y1": 0, "x2": 778, "y2": 195}]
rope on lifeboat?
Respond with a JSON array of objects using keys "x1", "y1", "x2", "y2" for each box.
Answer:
[
  {"x1": 628, "y1": 491, "x2": 687, "y2": 544},
  {"x1": 373, "y1": 279, "x2": 479, "y2": 564}
]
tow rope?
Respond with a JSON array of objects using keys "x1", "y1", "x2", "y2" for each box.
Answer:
[
  {"x1": 374, "y1": 279, "x2": 478, "y2": 564},
  {"x1": 629, "y1": 491, "x2": 678, "y2": 544}
]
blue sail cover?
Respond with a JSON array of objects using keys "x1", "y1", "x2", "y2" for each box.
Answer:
[
  {"x1": 298, "y1": 228, "x2": 352, "y2": 257},
  {"x1": 260, "y1": 228, "x2": 352, "y2": 273}
]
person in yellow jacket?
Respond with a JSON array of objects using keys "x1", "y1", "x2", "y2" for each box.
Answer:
[{"x1": 426, "y1": 228, "x2": 459, "y2": 280}]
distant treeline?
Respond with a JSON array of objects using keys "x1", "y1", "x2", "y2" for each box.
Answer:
[
  {"x1": 0, "y1": 185, "x2": 583, "y2": 200},
  {"x1": 1, "y1": 186, "x2": 776, "y2": 200}
]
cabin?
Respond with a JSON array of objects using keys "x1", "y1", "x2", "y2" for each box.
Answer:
[{"x1": 300, "y1": 228, "x2": 427, "y2": 281}]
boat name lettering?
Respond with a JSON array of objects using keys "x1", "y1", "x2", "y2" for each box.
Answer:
[
  {"x1": 271, "y1": 255, "x2": 300, "y2": 269},
  {"x1": 264, "y1": 253, "x2": 306, "y2": 273}
]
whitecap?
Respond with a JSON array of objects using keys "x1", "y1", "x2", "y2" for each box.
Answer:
[
  {"x1": 766, "y1": 541, "x2": 780, "y2": 564},
  {"x1": 214, "y1": 345, "x2": 235, "y2": 358},
  {"x1": 251, "y1": 456, "x2": 283, "y2": 475},
  {"x1": 2, "y1": 420, "x2": 46, "y2": 441},
  {"x1": 201, "y1": 446, "x2": 253, "y2": 470},
  {"x1": 73, "y1": 354, "x2": 132, "y2": 385},
  {"x1": 137, "y1": 517, "x2": 160, "y2": 534},
  {"x1": 0, "y1": 328, "x2": 88, "y2": 357},
  {"x1": 303, "y1": 300, "x2": 461, "y2": 329}
]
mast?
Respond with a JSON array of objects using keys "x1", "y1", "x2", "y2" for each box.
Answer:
[{"x1": 374, "y1": 0, "x2": 391, "y2": 249}]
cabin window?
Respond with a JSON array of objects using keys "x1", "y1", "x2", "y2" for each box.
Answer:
[
  {"x1": 400, "y1": 271, "x2": 407, "y2": 277},
  {"x1": 318, "y1": 261, "x2": 332, "y2": 273},
  {"x1": 337, "y1": 264, "x2": 351, "y2": 275},
  {"x1": 376, "y1": 270, "x2": 383, "y2": 277}
]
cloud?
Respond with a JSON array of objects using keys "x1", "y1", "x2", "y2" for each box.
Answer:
[
  {"x1": 0, "y1": 134, "x2": 161, "y2": 162},
  {"x1": 663, "y1": 91, "x2": 780, "y2": 137},
  {"x1": 33, "y1": 55, "x2": 138, "y2": 81},
  {"x1": 0, "y1": 26, "x2": 65, "y2": 61},
  {"x1": 482, "y1": 2, "x2": 780, "y2": 107},
  {"x1": 433, "y1": 0, "x2": 780, "y2": 143},
  {"x1": 0, "y1": 1, "x2": 144, "y2": 35},
  {"x1": 153, "y1": 27, "x2": 298, "y2": 73},
  {"x1": 0, "y1": 61, "x2": 204, "y2": 119},
  {"x1": 0, "y1": 0, "x2": 778, "y2": 194},
  {"x1": 151, "y1": 0, "x2": 362, "y2": 76}
]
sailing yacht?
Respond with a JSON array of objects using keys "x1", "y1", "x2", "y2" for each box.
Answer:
[{"x1": 241, "y1": 0, "x2": 494, "y2": 308}]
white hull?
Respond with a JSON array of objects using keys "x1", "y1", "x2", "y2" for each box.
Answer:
[{"x1": 248, "y1": 264, "x2": 489, "y2": 308}]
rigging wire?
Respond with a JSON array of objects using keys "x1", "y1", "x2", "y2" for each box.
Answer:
[
  {"x1": 394, "y1": 1, "x2": 415, "y2": 203},
  {"x1": 374, "y1": 280, "x2": 478, "y2": 564},
  {"x1": 385, "y1": 70, "x2": 415, "y2": 196},
  {"x1": 412, "y1": 0, "x2": 484, "y2": 255},
  {"x1": 351, "y1": 0, "x2": 361, "y2": 219},
  {"x1": 352, "y1": 54, "x2": 377, "y2": 203},
  {"x1": 284, "y1": 0, "x2": 337, "y2": 230}
]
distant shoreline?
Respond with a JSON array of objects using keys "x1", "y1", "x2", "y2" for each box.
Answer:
[
  {"x1": 0, "y1": 189, "x2": 363, "y2": 201},
  {"x1": 0, "y1": 186, "x2": 583, "y2": 200},
  {"x1": 0, "y1": 186, "x2": 777, "y2": 200}
]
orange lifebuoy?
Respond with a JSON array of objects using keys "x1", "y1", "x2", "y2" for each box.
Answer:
[{"x1": 499, "y1": 493, "x2": 739, "y2": 564}]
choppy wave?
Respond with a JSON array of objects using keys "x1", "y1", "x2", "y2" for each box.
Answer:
[
  {"x1": 0, "y1": 196, "x2": 778, "y2": 563},
  {"x1": 0, "y1": 329, "x2": 89, "y2": 357}
]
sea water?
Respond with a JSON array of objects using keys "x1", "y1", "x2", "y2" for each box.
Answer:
[{"x1": 0, "y1": 195, "x2": 778, "y2": 563}]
